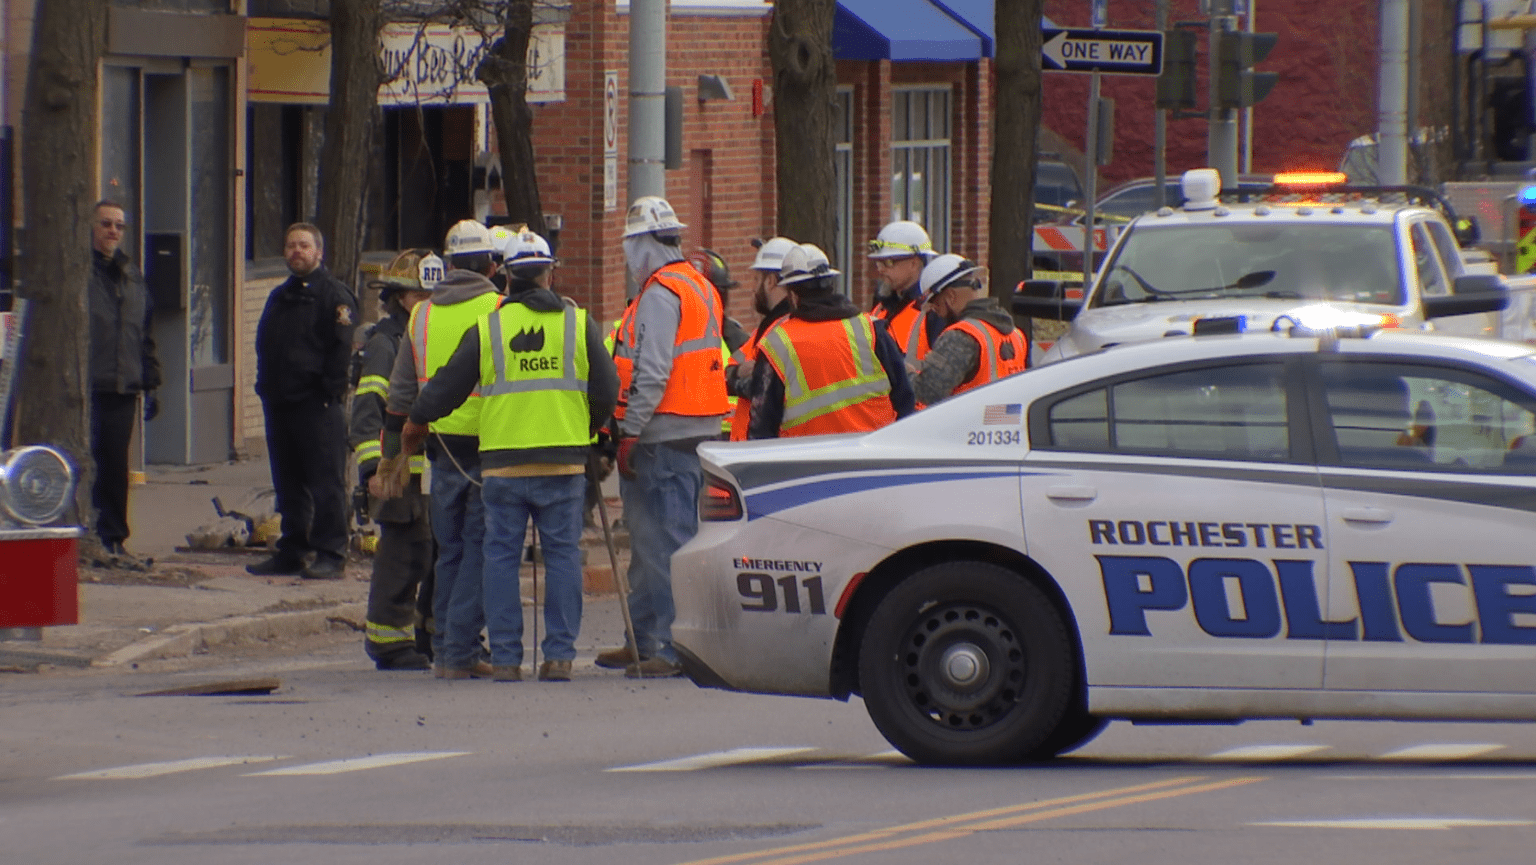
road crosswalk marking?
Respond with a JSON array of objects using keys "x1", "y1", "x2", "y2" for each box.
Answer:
[
  {"x1": 1204, "y1": 744, "x2": 1330, "y2": 761},
  {"x1": 1377, "y1": 743, "x2": 1504, "y2": 761},
  {"x1": 607, "y1": 747, "x2": 816, "y2": 772},
  {"x1": 244, "y1": 751, "x2": 470, "y2": 776},
  {"x1": 54, "y1": 756, "x2": 288, "y2": 780}
]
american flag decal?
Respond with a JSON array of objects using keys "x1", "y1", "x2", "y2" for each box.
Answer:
[{"x1": 982, "y1": 403, "x2": 1022, "y2": 425}]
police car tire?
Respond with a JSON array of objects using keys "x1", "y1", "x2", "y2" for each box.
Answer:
[
  {"x1": 857, "y1": 562, "x2": 1075, "y2": 766},
  {"x1": 1025, "y1": 706, "x2": 1107, "y2": 761}
]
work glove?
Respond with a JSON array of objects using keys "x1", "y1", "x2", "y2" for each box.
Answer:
[
  {"x1": 368, "y1": 454, "x2": 411, "y2": 501},
  {"x1": 616, "y1": 436, "x2": 638, "y2": 480},
  {"x1": 143, "y1": 392, "x2": 160, "y2": 422},
  {"x1": 401, "y1": 420, "x2": 430, "y2": 457}
]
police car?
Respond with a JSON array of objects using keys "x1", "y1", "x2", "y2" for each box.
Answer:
[
  {"x1": 671, "y1": 323, "x2": 1536, "y2": 766},
  {"x1": 1018, "y1": 169, "x2": 1524, "y2": 365}
]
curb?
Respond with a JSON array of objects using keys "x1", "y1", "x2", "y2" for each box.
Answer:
[{"x1": 94, "y1": 602, "x2": 368, "y2": 668}]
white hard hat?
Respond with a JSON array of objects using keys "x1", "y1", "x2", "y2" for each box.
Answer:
[
  {"x1": 623, "y1": 195, "x2": 686, "y2": 238},
  {"x1": 919, "y1": 253, "x2": 984, "y2": 298},
  {"x1": 488, "y1": 225, "x2": 516, "y2": 259},
  {"x1": 503, "y1": 229, "x2": 555, "y2": 267},
  {"x1": 778, "y1": 243, "x2": 840, "y2": 287},
  {"x1": 751, "y1": 236, "x2": 797, "y2": 272},
  {"x1": 444, "y1": 219, "x2": 497, "y2": 257},
  {"x1": 867, "y1": 220, "x2": 934, "y2": 260}
]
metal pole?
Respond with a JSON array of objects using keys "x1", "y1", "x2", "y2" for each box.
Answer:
[
  {"x1": 1083, "y1": 71, "x2": 1100, "y2": 289},
  {"x1": 1241, "y1": 0, "x2": 1255, "y2": 174},
  {"x1": 1154, "y1": 0, "x2": 1168, "y2": 208},
  {"x1": 594, "y1": 493, "x2": 643, "y2": 671},
  {"x1": 1377, "y1": 0, "x2": 1410, "y2": 185},
  {"x1": 627, "y1": 0, "x2": 667, "y2": 202},
  {"x1": 1207, "y1": 0, "x2": 1239, "y2": 188}
]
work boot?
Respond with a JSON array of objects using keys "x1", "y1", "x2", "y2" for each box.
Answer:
[
  {"x1": 595, "y1": 645, "x2": 646, "y2": 669},
  {"x1": 625, "y1": 656, "x2": 683, "y2": 679},
  {"x1": 375, "y1": 650, "x2": 432, "y2": 671},
  {"x1": 442, "y1": 659, "x2": 495, "y2": 680},
  {"x1": 301, "y1": 556, "x2": 346, "y2": 580},
  {"x1": 537, "y1": 659, "x2": 572, "y2": 682},
  {"x1": 492, "y1": 664, "x2": 523, "y2": 682},
  {"x1": 246, "y1": 554, "x2": 305, "y2": 576}
]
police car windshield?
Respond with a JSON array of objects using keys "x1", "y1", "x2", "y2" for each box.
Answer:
[{"x1": 1092, "y1": 223, "x2": 1405, "y2": 308}]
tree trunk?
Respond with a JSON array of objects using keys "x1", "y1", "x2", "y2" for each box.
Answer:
[
  {"x1": 316, "y1": 0, "x2": 383, "y2": 293},
  {"x1": 15, "y1": 0, "x2": 107, "y2": 526},
  {"x1": 990, "y1": 0, "x2": 1043, "y2": 320},
  {"x1": 768, "y1": 0, "x2": 837, "y2": 252},
  {"x1": 479, "y1": 0, "x2": 546, "y2": 239}
]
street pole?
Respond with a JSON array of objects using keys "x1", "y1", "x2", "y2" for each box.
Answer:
[
  {"x1": 627, "y1": 0, "x2": 666, "y2": 203},
  {"x1": 1377, "y1": 0, "x2": 1409, "y2": 185},
  {"x1": 1083, "y1": 0, "x2": 1106, "y2": 289},
  {"x1": 1154, "y1": 0, "x2": 1168, "y2": 208},
  {"x1": 1241, "y1": 0, "x2": 1255, "y2": 174},
  {"x1": 1207, "y1": 0, "x2": 1238, "y2": 187}
]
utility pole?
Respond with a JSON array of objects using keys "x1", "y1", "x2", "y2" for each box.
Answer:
[
  {"x1": 1377, "y1": 0, "x2": 1409, "y2": 185},
  {"x1": 1206, "y1": 0, "x2": 1239, "y2": 187},
  {"x1": 627, "y1": 0, "x2": 666, "y2": 203}
]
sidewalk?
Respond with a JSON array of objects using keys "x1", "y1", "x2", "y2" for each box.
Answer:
[{"x1": 0, "y1": 457, "x2": 631, "y2": 672}]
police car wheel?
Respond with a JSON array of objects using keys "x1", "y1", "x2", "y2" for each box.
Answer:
[{"x1": 858, "y1": 562, "x2": 1075, "y2": 766}]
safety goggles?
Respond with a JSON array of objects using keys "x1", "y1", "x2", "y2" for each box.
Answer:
[{"x1": 866, "y1": 239, "x2": 928, "y2": 256}]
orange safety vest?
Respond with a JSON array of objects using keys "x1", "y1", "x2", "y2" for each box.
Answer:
[
  {"x1": 949, "y1": 318, "x2": 1029, "y2": 397},
  {"x1": 608, "y1": 299, "x2": 638, "y2": 424},
  {"x1": 758, "y1": 315, "x2": 896, "y2": 437},
  {"x1": 726, "y1": 313, "x2": 786, "y2": 441},
  {"x1": 885, "y1": 301, "x2": 933, "y2": 367},
  {"x1": 627, "y1": 261, "x2": 729, "y2": 420}
]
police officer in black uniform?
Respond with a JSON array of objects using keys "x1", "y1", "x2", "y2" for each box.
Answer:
[
  {"x1": 250, "y1": 223, "x2": 358, "y2": 580},
  {"x1": 351, "y1": 250, "x2": 442, "y2": 669}
]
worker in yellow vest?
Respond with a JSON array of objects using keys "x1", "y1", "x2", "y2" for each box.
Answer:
[
  {"x1": 402, "y1": 230, "x2": 619, "y2": 682},
  {"x1": 380, "y1": 220, "x2": 501, "y2": 679}
]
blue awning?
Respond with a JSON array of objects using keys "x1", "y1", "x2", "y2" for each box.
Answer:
[
  {"x1": 835, "y1": 0, "x2": 983, "y2": 62},
  {"x1": 925, "y1": 0, "x2": 994, "y2": 58}
]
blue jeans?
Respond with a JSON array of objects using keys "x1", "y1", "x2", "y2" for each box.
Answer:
[
  {"x1": 622, "y1": 442, "x2": 703, "y2": 663},
  {"x1": 430, "y1": 452, "x2": 486, "y2": 669},
  {"x1": 481, "y1": 473, "x2": 586, "y2": 665}
]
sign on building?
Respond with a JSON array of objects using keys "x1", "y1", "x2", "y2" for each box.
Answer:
[{"x1": 247, "y1": 18, "x2": 566, "y2": 105}]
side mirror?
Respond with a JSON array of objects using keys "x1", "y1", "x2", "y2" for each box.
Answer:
[
  {"x1": 1013, "y1": 279, "x2": 1083, "y2": 321},
  {"x1": 1424, "y1": 273, "x2": 1509, "y2": 319}
]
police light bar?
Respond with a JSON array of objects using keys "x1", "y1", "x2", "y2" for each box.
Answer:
[
  {"x1": 1519, "y1": 185, "x2": 1536, "y2": 209},
  {"x1": 1272, "y1": 171, "x2": 1348, "y2": 189},
  {"x1": 1272, "y1": 304, "x2": 1400, "y2": 339}
]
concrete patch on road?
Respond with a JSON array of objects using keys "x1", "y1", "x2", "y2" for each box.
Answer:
[{"x1": 94, "y1": 602, "x2": 366, "y2": 668}]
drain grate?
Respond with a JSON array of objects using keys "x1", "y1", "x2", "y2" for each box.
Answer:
[{"x1": 149, "y1": 823, "x2": 821, "y2": 847}]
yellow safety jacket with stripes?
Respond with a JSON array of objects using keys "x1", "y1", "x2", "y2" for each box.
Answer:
[
  {"x1": 408, "y1": 292, "x2": 500, "y2": 436},
  {"x1": 476, "y1": 302, "x2": 592, "y2": 451}
]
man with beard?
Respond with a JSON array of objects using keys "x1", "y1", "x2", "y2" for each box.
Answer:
[
  {"x1": 867, "y1": 220, "x2": 943, "y2": 373},
  {"x1": 723, "y1": 237, "x2": 795, "y2": 440},
  {"x1": 748, "y1": 244, "x2": 915, "y2": 439}
]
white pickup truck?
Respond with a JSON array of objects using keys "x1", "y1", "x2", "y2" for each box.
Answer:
[{"x1": 1017, "y1": 169, "x2": 1536, "y2": 364}]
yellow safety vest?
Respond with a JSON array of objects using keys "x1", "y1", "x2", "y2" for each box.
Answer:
[
  {"x1": 408, "y1": 292, "x2": 501, "y2": 436},
  {"x1": 476, "y1": 302, "x2": 592, "y2": 451}
]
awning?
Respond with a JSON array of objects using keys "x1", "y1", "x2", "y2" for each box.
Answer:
[
  {"x1": 926, "y1": 0, "x2": 994, "y2": 57},
  {"x1": 834, "y1": 0, "x2": 983, "y2": 62}
]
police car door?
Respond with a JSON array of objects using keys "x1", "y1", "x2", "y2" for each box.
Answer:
[
  {"x1": 1024, "y1": 357, "x2": 1330, "y2": 690},
  {"x1": 1311, "y1": 355, "x2": 1536, "y2": 693}
]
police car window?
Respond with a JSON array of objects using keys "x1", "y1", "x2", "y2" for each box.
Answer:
[
  {"x1": 1410, "y1": 223, "x2": 1449, "y2": 297},
  {"x1": 1320, "y1": 361, "x2": 1536, "y2": 473},
  {"x1": 1047, "y1": 364, "x2": 1289, "y2": 460},
  {"x1": 1425, "y1": 221, "x2": 1465, "y2": 278},
  {"x1": 1092, "y1": 223, "x2": 1403, "y2": 308}
]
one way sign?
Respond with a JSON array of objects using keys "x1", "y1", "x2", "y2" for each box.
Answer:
[{"x1": 1042, "y1": 28, "x2": 1163, "y2": 76}]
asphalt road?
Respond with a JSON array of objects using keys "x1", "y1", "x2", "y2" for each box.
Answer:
[{"x1": 5, "y1": 634, "x2": 1536, "y2": 864}]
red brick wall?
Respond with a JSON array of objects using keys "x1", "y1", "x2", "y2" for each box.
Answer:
[{"x1": 1041, "y1": 0, "x2": 1381, "y2": 186}]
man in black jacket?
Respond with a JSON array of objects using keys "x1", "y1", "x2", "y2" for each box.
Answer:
[
  {"x1": 251, "y1": 223, "x2": 359, "y2": 579},
  {"x1": 88, "y1": 200, "x2": 161, "y2": 557}
]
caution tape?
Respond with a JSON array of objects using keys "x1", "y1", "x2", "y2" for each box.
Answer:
[
  {"x1": 1031, "y1": 270, "x2": 1087, "y2": 283},
  {"x1": 1034, "y1": 202, "x2": 1134, "y2": 223}
]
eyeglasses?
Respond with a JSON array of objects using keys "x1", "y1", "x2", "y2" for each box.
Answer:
[
  {"x1": 872, "y1": 257, "x2": 914, "y2": 270},
  {"x1": 98, "y1": 219, "x2": 127, "y2": 231}
]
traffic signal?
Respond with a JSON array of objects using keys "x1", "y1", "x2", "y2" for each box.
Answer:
[
  {"x1": 1214, "y1": 31, "x2": 1278, "y2": 109},
  {"x1": 1156, "y1": 29, "x2": 1198, "y2": 110}
]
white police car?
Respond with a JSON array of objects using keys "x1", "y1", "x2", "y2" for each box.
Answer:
[
  {"x1": 1017, "y1": 169, "x2": 1524, "y2": 365},
  {"x1": 671, "y1": 325, "x2": 1536, "y2": 765}
]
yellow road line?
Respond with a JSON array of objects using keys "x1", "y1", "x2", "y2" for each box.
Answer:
[{"x1": 676, "y1": 775, "x2": 1264, "y2": 865}]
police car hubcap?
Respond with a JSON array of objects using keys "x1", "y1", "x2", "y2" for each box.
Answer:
[{"x1": 898, "y1": 602, "x2": 1026, "y2": 730}]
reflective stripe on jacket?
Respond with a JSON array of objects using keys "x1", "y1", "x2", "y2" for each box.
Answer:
[
  {"x1": 476, "y1": 302, "x2": 592, "y2": 451},
  {"x1": 758, "y1": 315, "x2": 896, "y2": 437},
  {"x1": 408, "y1": 292, "x2": 500, "y2": 436},
  {"x1": 949, "y1": 318, "x2": 1029, "y2": 397},
  {"x1": 607, "y1": 300, "x2": 637, "y2": 423},
  {"x1": 645, "y1": 262, "x2": 730, "y2": 418}
]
